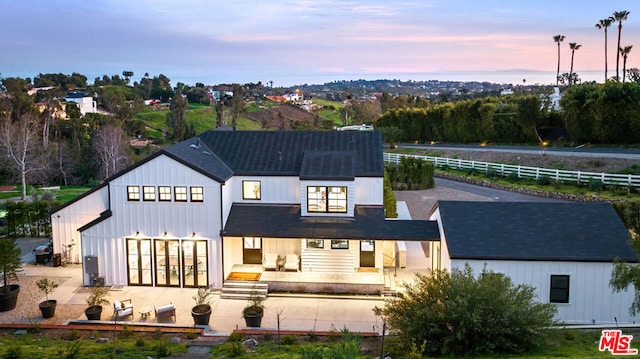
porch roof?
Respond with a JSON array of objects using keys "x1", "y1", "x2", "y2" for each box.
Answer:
[{"x1": 222, "y1": 204, "x2": 440, "y2": 241}]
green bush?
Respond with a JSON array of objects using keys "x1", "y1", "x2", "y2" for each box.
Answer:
[
  {"x1": 536, "y1": 175, "x2": 551, "y2": 186},
  {"x1": 227, "y1": 332, "x2": 243, "y2": 343},
  {"x1": 374, "y1": 265, "x2": 557, "y2": 357},
  {"x1": 506, "y1": 172, "x2": 520, "y2": 182},
  {"x1": 282, "y1": 334, "x2": 297, "y2": 345},
  {"x1": 2, "y1": 345, "x2": 22, "y2": 359},
  {"x1": 588, "y1": 179, "x2": 605, "y2": 192}
]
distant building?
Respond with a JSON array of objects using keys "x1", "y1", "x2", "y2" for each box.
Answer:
[{"x1": 63, "y1": 92, "x2": 96, "y2": 115}]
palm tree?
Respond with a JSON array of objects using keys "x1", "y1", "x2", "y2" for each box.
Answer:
[
  {"x1": 595, "y1": 17, "x2": 614, "y2": 81},
  {"x1": 613, "y1": 10, "x2": 631, "y2": 81},
  {"x1": 620, "y1": 45, "x2": 633, "y2": 82},
  {"x1": 553, "y1": 35, "x2": 566, "y2": 86},
  {"x1": 568, "y1": 42, "x2": 582, "y2": 86}
]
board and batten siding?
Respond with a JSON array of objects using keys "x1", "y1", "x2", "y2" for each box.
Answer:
[
  {"x1": 80, "y1": 155, "x2": 224, "y2": 288},
  {"x1": 222, "y1": 176, "x2": 299, "y2": 224},
  {"x1": 453, "y1": 259, "x2": 637, "y2": 325},
  {"x1": 354, "y1": 177, "x2": 383, "y2": 206},
  {"x1": 51, "y1": 186, "x2": 110, "y2": 264}
]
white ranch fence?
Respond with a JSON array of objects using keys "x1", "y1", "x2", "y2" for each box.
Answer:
[{"x1": 383, "y1": 152, "x2": 640, "y2": 189}]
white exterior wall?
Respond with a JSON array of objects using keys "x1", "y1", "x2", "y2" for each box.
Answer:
[
  {"x1": 454, "y1": 259, "x2": 638, "y2": 325},
  {"x1": 80, "y1": 155, "x2": 224, "y2": 288},
  {"x1": 429, "y1": 208, "x2": 451, "y2": 271},
  {"x1": 51, "y1": 187, "x2": 110, "y2": 263},
  {"x1": 222, "y1": 176, "x2": 299, "y2": 224},
  {"x1": 66, "y1": 97, "x2": 97, "y2": 115},
  {"x1": 354, "y1": 177, "x2": 383, "y2": 206}
]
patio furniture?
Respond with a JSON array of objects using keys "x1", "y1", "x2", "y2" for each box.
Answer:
[
  {"x1": 138, "y1": 305, "x2": 152, "y2": 319},
  {"x1": 263, "y1": 253, "x2": 278, "y2": 271},
  {"x1": 155, "y1": 302, "x2": 176, "y2": 321},
  {"x1": 113, "y1": 299, "x2": 134, "y2": 320},
  {"x1": 284, "y1": 253, "x2": 299, "y2": 271}
]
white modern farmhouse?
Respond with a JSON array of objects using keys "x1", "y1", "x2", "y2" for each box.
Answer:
[
  {"x1": 50, "y1": 129, "x2": 439, "y2": 293},
  {"x1": 430, "y1": 201, "x2": 638, "y2": 325}
]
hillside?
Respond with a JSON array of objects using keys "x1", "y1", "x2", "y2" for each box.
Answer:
[{"x1": 243, "y1": 104, "x2": 321, "y2": 129}]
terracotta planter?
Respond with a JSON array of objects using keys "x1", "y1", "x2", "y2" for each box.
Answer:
[
  {"x1": 39, "y1": 300, "x2": 57, "y2": 318},
  {"x1": 0, "y1": 285, "x2": 20, "y2": 312},
  {"x1": 85, "y1": 305, "x2": 103, "y2": 320},
  {"x1": 191, "y1": 304, "x2": 211, "y2": 326}
]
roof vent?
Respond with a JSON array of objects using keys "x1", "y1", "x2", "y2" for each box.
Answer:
[
  {"x1": 277, "y1": 151, "x2": 283, "y2": 160},
  {"x1": 190, "y1": 138, "x2": 201, "y2": 149},
  {"x1": 202, "y1": 151, "x2": 211, "y2": 156}
]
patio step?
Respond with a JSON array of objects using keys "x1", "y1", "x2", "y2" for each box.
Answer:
[{"x1": 220, "y1": 281, "x2": 268, "y2": 300}]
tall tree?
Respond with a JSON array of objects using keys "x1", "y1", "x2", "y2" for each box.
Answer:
[
  {"x1": 0, "y1": 114, "x2": 46, "y2": 200},
  {"x1": 231, "y1": 83, "x2": 244, "y2": 128},
  {"x1": 568, "y1": 42, "x2": 582, "y2": 86},
  {"x1": 165, "y1": 83, "x2": 194, "y2": 141},
  {"x1": 620, "y1": 45, "x2": 633, "y2": 82},
  {"x1": 92, "y1": 124, "x2": 131, "y2": 180},
  {"x1": 613, "y1": 10, "x2": 631, "y2": 81},
  {"x1": 553, "y1": 35, "x2": 566, "y2": 86},
  {"x1": 595, "y1": 17, "x2": 615, "y2": 81}
]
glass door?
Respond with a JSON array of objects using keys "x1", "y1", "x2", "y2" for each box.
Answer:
[
  {"x1": 182, "y1": 240, "x2": 208, "y2": 287},
  {"x1": 155, "y1": 239, "x2": 181, "y2": 287},
  {"x1": 126, "y1": 238, "x2": 153, "y2": 285},
  {"x1": 243, "y1": 237, "x2": 262, "y2": 264},
  {"x1": 359, "y1": 240, "x2": 375, "y2": 267}
]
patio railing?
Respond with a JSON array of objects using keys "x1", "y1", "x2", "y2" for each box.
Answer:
[{"x1": 383, "y1": 152, "x2": 640, "y2": 189}]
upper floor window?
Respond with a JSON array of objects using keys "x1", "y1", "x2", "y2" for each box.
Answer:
[
  {"x1": 307, "y1": 186, "x2": 347, "y2": 213},
  {"x1": 158, "y1": 186, "x2": 171, "y2": 202},
  {"x1": 550, "y1": 275, "x2": 570, "y2": 303},
  {"x1": 331, "y1": 240, "x2": 349, "y2": 249},
  {"x1": 243, "y1": 180, "x2": 261, "y2": 200},
  {"x1": 190, "y1": 187, "x2": 204, "y2": 202},
  {"x1": 127, "y1": 186, "x2": 140, "y2": 201},
  {"x1": 175, "y1": 186, "x2": 187, "y2": 202},
  {"x1": 143, "y1": 186, "x2": 156, "y2": 201}
]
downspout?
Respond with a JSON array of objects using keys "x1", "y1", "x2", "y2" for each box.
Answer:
[{"x1": 219, "y1": 182, "x2": 225, "y2": 289}]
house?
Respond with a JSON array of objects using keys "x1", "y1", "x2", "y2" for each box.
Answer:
[
  {"x1": 63, "y1": 91, "x2": 97, "y2": 115},
  {"x1": 429, "y1": 201, "x2": 638, "y2": 325},
  {"x1": 51, "y1": 130, "x2": 439, "y2": 293}
]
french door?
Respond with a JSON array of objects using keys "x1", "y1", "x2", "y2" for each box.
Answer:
[
  {"x1": 360, "y1": 240, "x2": 375, "y2": 267},
  {"x1": 126, "y1": 238, "x2": 153, "y2": 285}
]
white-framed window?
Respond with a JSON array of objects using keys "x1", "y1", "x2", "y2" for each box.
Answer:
[
  {"x1": 174, "y1": 186, "x2": 187, "y2": 202},
  {"x1": 158, "y1": 186, "x2": 171, "y2": 202},
  {"x1": 190, "y1": 187, "x2": 204, "y2": 202},
  {"x1": 550, "y1": 275, "x2": 570, "y2": 303},
  {"x1": 143, "y1": 186, "x2": 156, "y2": 201},
  {"x1": 307, "y1": 186, "x2": 347, "y2": 213},
  {"x1": 243, "y1": 180, "x2": 261, "y2": 200},
  {"x1": 127, "y1": 186, "x2": 140, "y2": 201},
  {"x1": 243, "y1": 237, "x2": 262, "y2": 249}
]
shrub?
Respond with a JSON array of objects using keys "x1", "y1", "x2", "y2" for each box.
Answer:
[
  {"x1": 154, "y1": 341, "x2": 171, "y2": 358},
  {"x1": 282, "y1": 334, "x2": 297, "y2": 345},
  {"x1": 374, "y1": 265, "x2": 557, "y2": 357},
  {"x1": 135, "y1": 337, "x2": 146, "y2": 347},
  {"x1": 485, "y1": 169, "x2": 498, "y2": 178},
  {"x1": 2, "y1": 345, "x2": 22, "y2": 359},
  {"x1": 227, "y1": 332, "x2": 243, "y2": 343},
  {"x1": 536, "y1": 175, "x2": 551, "y2": 186},
  {"x1": 588, "y1": 179, "x2": 605, "y2": 192},
  {"x1": 506, "y1": 172, "x2": 520, "y2": 182}
]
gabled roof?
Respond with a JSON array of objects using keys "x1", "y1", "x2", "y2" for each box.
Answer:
[
  {"x1": 300, "y1": 151, "x2": 355, "y2": 180},
  {"x1": 165, "y1": 130, "x2": 383, "y2": 179},
  {"x1": 223, "y1": 203, "x2": 440, "y2": 240},
  {"x1": 436, "y1": 201, "x2": 636, "y2": 262}
]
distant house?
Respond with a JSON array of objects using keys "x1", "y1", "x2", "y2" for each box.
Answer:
[
  {"x1": 430, "y1": 201, "x2": 637, "y2": 325},
  {"x1": 63, "y1": 91, "x2": 96, "y2": 115}
]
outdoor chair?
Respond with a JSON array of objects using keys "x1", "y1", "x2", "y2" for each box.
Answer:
[
  {"x1": 155, "y1": 302, "x2": 176, "y2": 321},
  {"x1": 113, "y1": 299, "x2": 134, "y2": 320},
  {"x1": 284, "y1": 253, "x2": 299, "y2": 271},
  {"x1": 263, "y1": 253, "x2": 278, "y2": 271}
]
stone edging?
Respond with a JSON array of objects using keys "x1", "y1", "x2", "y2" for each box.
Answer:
[{"x1": 435, "y1": 172, "x2": 609, "y2": 203}]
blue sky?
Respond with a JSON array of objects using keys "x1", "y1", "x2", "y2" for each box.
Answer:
[{"x1": 1, "y1": 0, "x2": 638, "y2": 86}]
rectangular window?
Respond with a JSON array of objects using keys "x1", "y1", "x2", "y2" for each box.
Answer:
[
  {"x1": 175, "y1": 186, "x2": 187, "y2": 202},
  {"x1": 331, "y1": 240, "x2": 349, "y2": 249},
  {"x1": 306, "y1": 239, "x2": 324, "y2": 249},
  {"x1": 127, "y1": 186, "x2": 140, "y2": 201},
  {"x1": 550, "y1": 275, "x2": 570, "y2": 303},
  {"x1": 243, "y1": 180, "x2": 261, "y2": 200},
  {"x1": 142, "y1": 186, "x2": 156, "y2": 201},
  {"x1": 307, "y1": 186, "x2": 347, "y2": 213},
  {"x1": 243, "y1": 237, "x2": 262, "y2": 249},
  {"x1": 190, "y1": 187, "x2": 204, "y2": 202},
  {"x1": 158, "y1": 186, "x2": 171, "y2": 202}
]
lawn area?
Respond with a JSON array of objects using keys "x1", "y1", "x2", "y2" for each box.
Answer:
[{"x1": 313, "y1": 98, "x2": 345, "y2": 126}]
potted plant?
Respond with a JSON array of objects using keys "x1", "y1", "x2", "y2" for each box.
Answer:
[
  {"x1": 85, "y1": 285, "x2": 110, "y2": 320},
  {"x1": 36, "y1": 278, "x2": 58, "y2": 318},
  {"x1": 242, "y1": 287, "x2": 265, "y2": 327},
  {"x1": 0, "y1": 238, "x2": 22, "y2": 312},
  {"x1": 191, "y1": 287, "x2": 214, "y2": 326}
]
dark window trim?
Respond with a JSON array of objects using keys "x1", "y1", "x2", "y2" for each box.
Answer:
[
  {"x1": 158, "y1": 186, "x2": 171, "y2": 202},
  {"x1": 331, "y1": 239, "x2": 349, "y2": 250},
  {"x1": 242, "y1": 180, "x2": 261, "y2": 200},
  {"x1": 307, "y1": 186, "x2": 347, "y2": 213},
  {"x1": 190, "y1": 186, "x2": 204, "y2": 202},
  {"x1": 142, "y1": 186, "x2": 156, "y2": 202},
  {"x1": 127, "y1": 186, "x2": 140, "y2": 201},
  {"x1": 550, "y1": 274, "x2": 570, "y2": 304},
  {"x1": 306, "y1": 239, "x2": 324, "y2": 249},
  {"x1": 174, "y1": 186, "x2": 187, "y2": 202}
]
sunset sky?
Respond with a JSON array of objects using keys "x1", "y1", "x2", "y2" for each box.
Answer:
[{"x1": 1, "y1": 0, "x2": 638, "y2": 86}]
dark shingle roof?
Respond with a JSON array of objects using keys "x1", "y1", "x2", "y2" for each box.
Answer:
[
  {"x1": 165, "y1": 130, "x2": 383, "y2": 179},
  {"x1": 437, "y1": 201, "x2": 636, "y2": 262},
  {"x1": 300, "y1": 151, "x2": 355, "y2": 180},
  {"x1": 223, "y1": 204, "x2": 440, "y2": 240}
]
